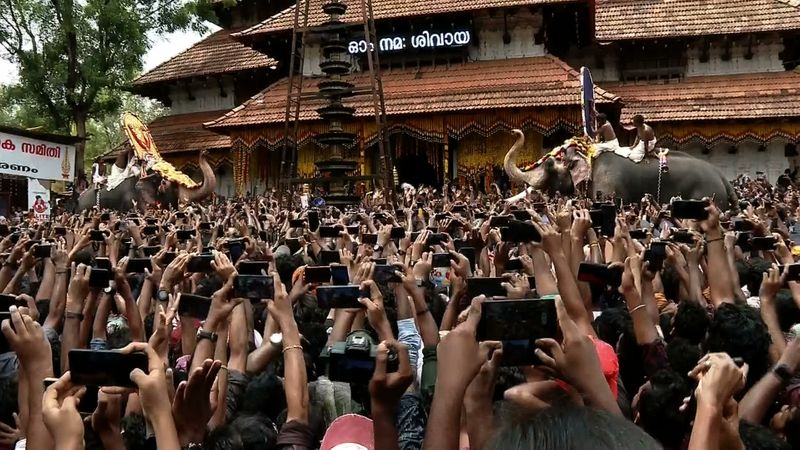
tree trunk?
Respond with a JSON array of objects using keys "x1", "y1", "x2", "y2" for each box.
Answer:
[{"x1": 73, "y1": 110, "x2": 87, "y2": 181}]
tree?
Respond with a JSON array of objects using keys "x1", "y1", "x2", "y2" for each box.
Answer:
[{"x1": 0, "y1": 0, "x2": 215, "y2": 177}]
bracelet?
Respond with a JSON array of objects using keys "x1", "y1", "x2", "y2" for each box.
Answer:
[
  {"x1": 416, "y1": 307, "x2": 430, "y2": 316},
  {"x1": 629, "y1": 304, "x2": 647, "y2": 314},
  {"x1": 705, "y1": 237, "x2": 724, "y2": 244},
  {"x1": 589, "y1": 242, "x2": 600, "y2": 247},
  {"x1": 56, "y1": 270, "x2": 68, "y2": 275},
  {"x1": 65, "y1": 311, "x2": 84, "y2": 320},
  {"x1": 283, "y1": 344, "x2": 303, "y2": 354}
]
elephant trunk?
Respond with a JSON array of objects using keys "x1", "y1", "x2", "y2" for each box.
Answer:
[
  {"x1": 179, "y1": 152, "x2": 217, "y2": 204},
  {"x1": 503, "y1": 129, "x2": 542, "y2": 187}
]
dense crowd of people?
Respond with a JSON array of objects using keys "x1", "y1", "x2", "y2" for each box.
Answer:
[{"x1": 1, "y1": 173, "x2": 800, "y2": 450}]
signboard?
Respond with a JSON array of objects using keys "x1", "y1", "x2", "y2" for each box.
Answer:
[
  {"x1": 28, "y1": 178, "x2": 51, "y2": 223},
  {"x1": 0, "y1": 132, "x2": 75, "y2": 181},
  {"x1": 580, "y1": 67, "x2": 596, "y2": 138},
  {"x1": 348, "y1": 30, "x2": 472, "y2": 54}
]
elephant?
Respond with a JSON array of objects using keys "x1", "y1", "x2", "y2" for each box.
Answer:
[
  {"x1": 76, "y1": 152, "x2": 217, "y2": 213},
  {"x1": 503, "y1": 129, "x2": 738, "y2": 211}
]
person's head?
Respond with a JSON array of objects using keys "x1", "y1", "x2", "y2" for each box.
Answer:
[
  {"x1": 739, "y1": 421, "x2": 792, "y2": 450},
  {"x1": 736, "y1": 257, "x2": 772, "y2": 297},
  {"x1": 775, "y1": 289, "x2": 800, "y2": 332},
  {"x1": 0, "y1": 374, "x2": 18, "y2": 426},
  {"x1": 595, "y1": 307, "x2": 631, "y2": 348},
  {"x1": 242, "y1": 373, "x2": 287, "y2": 422},
  {"x1": 230, "y1": 413, "x2": 278, "y2": 450},
  {"x1": 121, "y1": 413, "x2": 148, "y2": 450},
  {"x1": 204, "y1": 425, "x2": 244, "y2": 450},
  {"x1": 632, "y1": 370, "x2": 692, "y2": 448},
  {"x1": 485, "y1": 403, "x2": 661, "y2": 450},
  {"x1": 666, "y1": 337, "x2": 702, "y2": 381},
  {"x1": 632, "y1": 114, "x2": 645, "y2": 126},
  {"x1": 597, "y1": 113, "x2": 608, "y2": 125},
  {"x1": 671, "y1": 302, "x2": 710, "y2": 345},
  {"x1": 706, "y1": 303, "x2": 771, "y2": 387}
]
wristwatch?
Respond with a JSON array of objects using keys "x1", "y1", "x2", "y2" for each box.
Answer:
[
  {"x1": 196, "y1": 328, "x2": 218, "y2": 343},
  {"x1": 157, "y1": 288, "x2": 170, "y2": 302},
  {"x1": 373, "y1": 244, "x2": 383, "y2": 253},
  {"x1": 269, "y1": 332, "x2": 283, "y2": 348},
  {"x1": 773, "y1": 363, "x2": 794, "y2": 383}
]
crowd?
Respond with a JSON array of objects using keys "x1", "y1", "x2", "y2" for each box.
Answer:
[{"x1": 1, "y1": 174, "x2": 800, "y2": 450}]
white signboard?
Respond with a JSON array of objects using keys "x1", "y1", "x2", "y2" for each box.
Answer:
[
  {"x1": 348, "y1": 30, "x2": 471, "y2": 54},
  {"x1": 27, "y1": 178, "x2": 51, "y2": 223},
  {"x1": 0, "y1": 132, "x2": 75, "y2": 181}
]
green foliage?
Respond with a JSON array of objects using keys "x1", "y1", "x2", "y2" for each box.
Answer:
[{"x1": 0, "y1": 0, "x2": 215, "y2": 167}]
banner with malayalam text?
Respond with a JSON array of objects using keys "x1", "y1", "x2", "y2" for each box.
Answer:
[{"x1": 0, "y1": 132, "x2": 75, "y2": 181}]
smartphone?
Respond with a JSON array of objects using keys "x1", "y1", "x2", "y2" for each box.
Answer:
[
  {"x1": 373, "y1": 264, "x2": 402, "y2": 285},
  {"x1": 330, "y1": 265, "x2": 350, "y2": 286},
  {"x1": 90, "y1": 230, "x2": 106, "y2": 242},
  {"x1": 140, "y1": 225, "x2": 157, "y2": 236},
  {"x1": 489, "y1": 215, "x2": 512, "y2": 228},
  {"x1": 477, "y1": 298, "x2": 558, "y2": 366},
  {"x1": 511, "y1": 210, "x2": 532, "y2": 221},
  {"x1": 319, "y1": 226, "x2": 341, "y2": 239},
  {"x1": 737, "y1": 232, "x2": 753, "y2": 252},
  {"x1": 577, "y1": 262, "x2": 623, "y2": 287},
  {"x1": 289, "y1": 219, "x2": 306, "y2": 228},
  {"x1": 199, "y1": 222, "x2": 212, "y2": 231},
  {"x1": 126, "y1": 258, "x2": 152, "y2": 273},
  {"x1": 451, "y1": 204, "x2": 467, "y2": 213},
  {"x1": 33, "y1": 243, "x2": 52, "y2": 258},
  {"x1": 187, "y1": 254, "x2": 214, "y2": 273},
  {"x1": 670, "y1": 230, "x2": 696, "y2": 245},
  {"x1": 316, "y1": 285, "x2": 365, "y2": 309},
  {"x1": 304, "y1": 266, "x2": 332, "y2": 284},
  {"x1": 460, "y1": 247, "x2": 476, "y2": 271},
  {"x1": 238, "y1": 261, "x2": 269, "y2": 276},
  {"x1": 177, "y1": 293, "x2": 212, "y2": 319},
  {"x1": 146, "y1": 218, "x2": 158, "y2": 225},
  {"x1": 426, "y1": 233, "x2": 449, "y2": 246},
  {"x1": 162, "y1": 251, "x2": 177, "y2": 266},
  {"x1": 434, "y1": 213, "x2": 450, "y2": 221},
  {"x1": 390, "y1": 227, "x2": 406, "y2": 239},
  {"x1": 346, "y1": 225, "x2": 360, "y2": 236},
  {"x1": 600, "y1": 203, "x2": 617, "y2": 237},
  {"x1": 732, "y1": 219, "x2": 754, "y2": 232},
  {"x1": 234, "y1": 275, "x2": 274, "y2": 301},
  {"x1": 69, "y1": 349, "x2": 148, "y2": 388},
  {"x1": 629, "y1": 229, "x2": 648, "y2": 240},
  {"x1": 751, "y1": 236, "x2": 777, "y2": 251},
  {"x1": 466, "y1": 277, "x2": 507, "y2": 299},
  {"x1": 320, "y1": 250, "x2": 341, "y2": 265},
  {"x1": 175, "y1": 212, "x2": 186, "y2": 219},
  {"x1": 89, "y1": 269, "x2": 111, "y2": 288},
  {"x1": 500, "y1": 220, "x2": 541, "y2": 243},
  {"x1": 361, "y1": 233, "x2": 378, "y2": 245},
  {"x1": 0, "y1": 294, "x2": 26, "y2": 311},
  {"x1": 100, "y1": 213, "x2": 111, "y2": 222},
  {"x1": 176, "y1": 230, "x2": 196, "y2": 241},
  {"x1": 780, "y1": 264, "x2": 800, "y2": 282},
  {"x1": 0, "y1": 224, "x2": 8, "y2": 236},
  {"x1": 54, "y1": 226, "x2": 67, "y2": 237},
  {"x1": 644, "y1": 241, "x2": 668, "y2": 272},
  {"x1": 671, "y1": 200, "x2": 710, "y2": 220},
  {"x1": 226, "y1": 238, "x2": 245, "y2": 263},
  {"x1": 43, "y1": 378, "x2": 99, "y2": 415},
  {"x1": 93, "y1": 257, "x2": 112, "y2": 271},
  {"x1": 307, "y1": 210, "x2": 320, "y2": 231},
  {"x1": 431, "y1": 253, "x2": 452, "y2": 268},
  {"x1": 505, "y1": 258, "x2": 524, "y2": 272}
]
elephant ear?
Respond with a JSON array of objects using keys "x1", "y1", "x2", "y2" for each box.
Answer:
[{"x1": 567, "y1": 154, "x2": 591, "y2": 186}]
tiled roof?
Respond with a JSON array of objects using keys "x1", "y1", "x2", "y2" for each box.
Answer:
[
  {"x1": 235, "y1": 0, "x2": 578, "y2": 38},
  {"x1": 595, "y1": 0, "x2": 800, "y2": 41},
  {"x1": 603, "y1": 71, "x2": 800, "y2": 123},
  {"x1": 205, "y1": 56, "x2": 619, "y2": 129},
  {"x1": 115, "y1": 110, "x2": 231, "y2": 154},
  {"x1": 133, "y1": 29, "x2": 277, "y2": 86}
]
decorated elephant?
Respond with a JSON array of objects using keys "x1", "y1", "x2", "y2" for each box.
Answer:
[
  {"x1": 76, "y1": 152, "x2": 216, "y2": 213},
  {"x1": 503, "y1": 129, "x2": 738, "y2": 210}
]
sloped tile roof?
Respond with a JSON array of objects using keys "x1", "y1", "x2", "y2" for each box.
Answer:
[
  {"x1": 595, "y1": 0, "x2": 800, "y2": 41},
  {"x1": 205, "y1": 56, "x2": 619, "y2": 129},
  {"x1": 133, "y1": 29, "x2": 277, "y2": 86},
  {"x1": 603, "y1": 71, "x2": 800, "y2": 122},
  {"x1": 235, "y1": 0, "x2": 578, "y2": 38},
  {"x1": 115, "y1": 110, "x2": 231, "y2": 154}
]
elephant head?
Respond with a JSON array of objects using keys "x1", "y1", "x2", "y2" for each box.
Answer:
[
  {"x1": 178, "y1": 150, "x2": 217, "y2": 204},
  {"x1": 135, "y1": 151, "x2": 217, "y2": 208},
  {"x1": 503, "y1": 129, "x2": 575, "y2": 196}
]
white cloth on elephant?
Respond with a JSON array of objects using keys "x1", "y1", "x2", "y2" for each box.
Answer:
[
  {"x1": 619, "y1": 139, "x2": 655, "y2": 163},
  {"x1": 594, "y1": 138, "x2": 620, "y2": 154},
  {"x1": 106, "y1": 158, "x2": 142, "y2": 190}
]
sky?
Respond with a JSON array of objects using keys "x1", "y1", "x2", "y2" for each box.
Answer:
[{"x1": 0, "y1": 23, "x2": 220, "y2": 86}]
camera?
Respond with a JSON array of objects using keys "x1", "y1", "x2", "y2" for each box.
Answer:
[{"x1": 321, "y1": 330, "x2": 397, "y2": 383}]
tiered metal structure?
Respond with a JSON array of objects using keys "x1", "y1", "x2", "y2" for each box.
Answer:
[{"x1": 279, "y1": 0, "x2": 390, "y2": 206}]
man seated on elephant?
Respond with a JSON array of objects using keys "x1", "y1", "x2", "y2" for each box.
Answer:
[
  {"x1": 627, "y1": 114, "x2": 656, "y2": 163},
  {"x1": 593, "y1": 113, "x2": 620, "y2": 154}
]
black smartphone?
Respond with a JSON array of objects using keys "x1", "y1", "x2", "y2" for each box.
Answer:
[
  {"x1": 736, "y1": 232, "x2": 753, "y2": 252},
  {"x1": 500, "y1": 220, "x2": 541, "y2": 243},
  {"x1": 176, "y1": 230, "x2": 196, "y2": 241},
  {"x1": 43, "y1": 378, "x2": 99, "y2": 415},
  {"x1": 100, "y1": 213, "x2": 111, "y2": 222},
  {"x1": 434, "y1": 212, "x2": 450, "y2": 221},
  {"x1": 477, "y1": 298, "x2": 558, "y2": 366},
  {"x1": 671, "y1": 200, "x2": 710, "y2": 220},
  {"x1": 361, "y1": 233, "x2": 378, "y2": 245},
  {"x1": 0, "y1": 224, "x2": 8, "y2": 236},
  {"x1": 126, "y1": 258, "x2": 152, "y2": 273},
  {"x1": 451, "y1": 204, "x2": 467, "y2": 213},
  {"x1": 460, "y1": 247, "x2": 476, "y2": 270},
  {"x1": 305, "y1": 266, "x2": 332, "y2": 284},
  {"x1": 33, "y1": 243, "x2": 52, "y2": 258},
  {"x1": 751, "y1": 236, "x2": 777, "y2": 251},
  {"x1": 319, "y1": 226, "x2": 341, "y2": 239},
  {"x1": 238, "y1": 261, "x2": 269, "y2": 276},
  {"x1": 466, "y1": 277, "x2": 507, "y2": 299},
  {"x1": 426, "y1": 233, "x2": 449, "y2": 246},
  {"x1": 162, "y1": 252, "x2": 177, "y2": 266},
  {"x1": 177, "y1": 293, "x2": 212, "y2": 319},
  {"x1": 199, "y1": 222, "x2": 212, "y2": 231},
  {"x1": 390, "y1": 227, "x2": 406, "y2": 239},
  {"x1": 346, "y1": 225, "x2": 360, "y2": 236},
  {"x1": 142, "y1": 225, "x2": 158, "y2": 235},
  {"x1": 234, "y1": 275, "x2": 274, "y2": 301},
  {"x1": 320, "y1": 250, "x2": 341, "y2": 265},
  {"x1": 286, "y1": 238, "x2": 301, "y2": 254},
  {"x1": 54, "y1": 226, "x2": 67, "y2": 237},
  {"x1": 670, "y1": 230, "x2": 696, "y2": 244},
  {"x1": 644, "y1": 241, "x2": 668, "y2": 272},
  {"x1": 0, "y1": 294, "x2": 26, "y2": 311},
  {"x1": 373, "y1": 264, "x2": 402, "y2": 285},
  {"x1": 489, "y1": 215, "x2": 512, "y2": 228},
  {"x1": 90, "y1": 230, "x2": 106, "y2": 242},
  {"x1": 316, "y1": 285, "x2": 365, "y2": 309},
  {"x1": 732, "y1": 219, "x2": 754, "y2": 232},
  {"x1": 600, "y1": 203, "x2": 617, "y2": 237},
  {"x1": 141, "y1": 246, "x2": 161, "y2": 257},
  {"x1": 187, "y1": 254, "x2": 213, "y2": 273},
  {"x1": 289, "y1": 219, "x2": 306, "y2": 228},
  {"x1": 577, "y1": 262, "x2": 623, "y2": 287},
  {"x1": 89, "y1": 269, "x2": 111, "y2": 288},
  {"x1": 226, "y1": 238, "x2": 244, "y2": 263},
  {"x1": 307, "y1": 210, "x2": 320, "y2": 231},
  {"x1": 146, "y1": 218, "x2": 158, "y2": 225},
  {"x1": 780, "y1": 264, "x2": 800, "y2": 282},
  {"x1": 69, "y1": 349, "x2": 148, "y2": 388},
  {"x1": 330, "y1": 265, "x2": 350, "y2": 286},
  {"x1": 511, "y1": 210, "x2": 532, "y2": 221},
  {"x1": 175, "y1": 212, "x2": 186, "y2": 220},
  {"x1": 258, "y1": 230, "x2": 269, "y2": 242},
  {"x1": 629, "y1": 229, "x2": 648, "y2": 240},
  {"x1": 94, "y1": 257, "x2": 112, "y2": 271},
  {"x1": 505, "y1": 258, "x2": 524, "y2": 272}
]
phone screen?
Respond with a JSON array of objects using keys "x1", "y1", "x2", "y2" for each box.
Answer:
[
  {"x1": 466, "y1": 277, "x2": 506, "y2": 299},
  {"x1": 316, "y1": 285, "x2": 364, "y2": 309},
  {"x1": 234, "y1": 275, "x2": 274, "y2": 300},
  {"x1": 320, "y1": 250, "x2": 341, "y2": 265},
  {"x1": 89, "y1": 269, "x2": 111, "y2": 288},
  {"x1": 126, "y1": 258, "x2": 152, "y2": 273},
  {"x1": 304, "y1": 266, "x2": 332, "y2": 284},
  {"x1": 330, "y1": 265, "x2": 350, "y2": 286},
  {"x1": 69, "y1": 349, "x2": 149, "y2": 388},
  {"x1": 187, "y1": 255, "x2": 213, "y2": 273},
  {"x1": 477, "y1": 298, "x2": 558, "y2": 366},
  {"x1": 238, "y1": 261, "x2": 269, "y2": 276},
  {"x1": 177, "y1": 294, "x2": 212, "y2": 319},
  {"x1": 361, "y1": 234, "x2": 378, "y2": 245},
  {"x1": 577, "y1": 262, "x2": 622, "y2": 287},
  {"x1": 671, "y1": 200, "x2": 710, "y2": 220}
]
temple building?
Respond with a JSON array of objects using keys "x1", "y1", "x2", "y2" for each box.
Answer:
[{"x1": 127, "y1": 0, "x2": 800, "y2": 195}]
